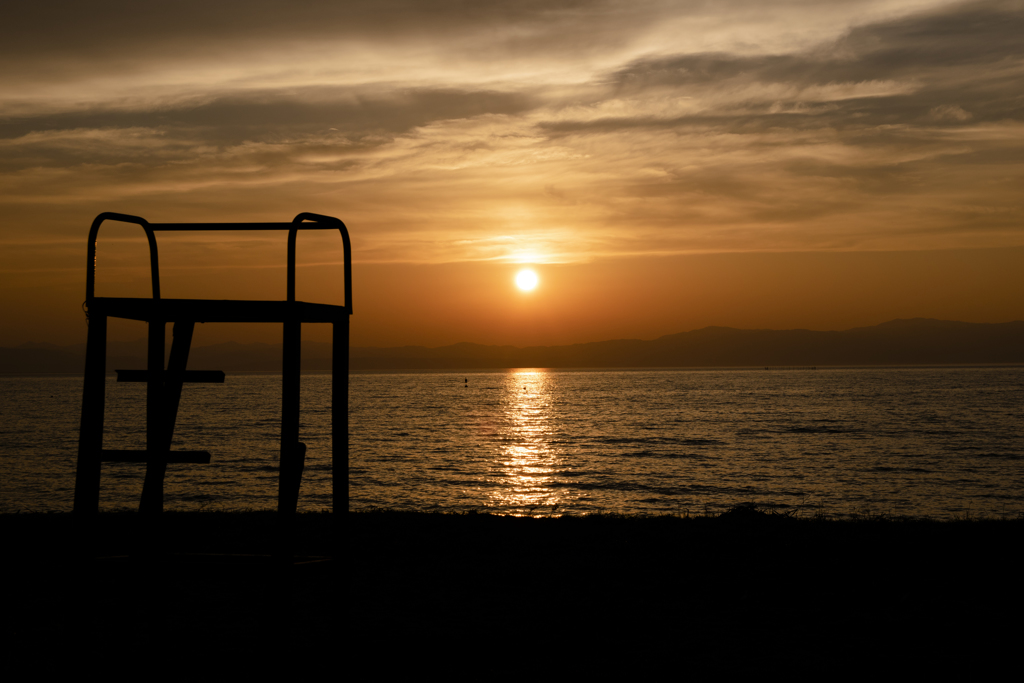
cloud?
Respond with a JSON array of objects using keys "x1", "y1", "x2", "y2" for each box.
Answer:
[
  {"x1": 0, "y1": 0, "x2": 1021, "y2": 264},
  {"x1": 0, "y1": 86, "x2": 536, "y2": 146}
]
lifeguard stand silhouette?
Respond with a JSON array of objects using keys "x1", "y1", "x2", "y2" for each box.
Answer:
[{"x1": 73, "y1": 212, "x2": 351, "y2": 519}]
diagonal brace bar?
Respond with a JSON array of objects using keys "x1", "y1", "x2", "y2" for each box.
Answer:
[{"x1": 140, "y1": 320, "x2": 195, "y2": 514}]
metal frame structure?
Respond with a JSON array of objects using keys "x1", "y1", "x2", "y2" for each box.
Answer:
[{"x1": 73, "y1": 212, "x2": 351, "y2": 518}]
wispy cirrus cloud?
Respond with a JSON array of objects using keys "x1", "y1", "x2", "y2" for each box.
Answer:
[{"x1": 0, "y1": 0, "x2": 1021, "y2": 265}]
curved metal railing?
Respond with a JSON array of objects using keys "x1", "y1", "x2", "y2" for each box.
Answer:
[{"x1": 85, "y1": 211, "x2": 352, "y2": 312}]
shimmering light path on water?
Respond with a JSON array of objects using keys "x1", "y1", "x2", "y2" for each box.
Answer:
[{"x1": 1, "y1": 368, "x2": 1022, "y2": 518}]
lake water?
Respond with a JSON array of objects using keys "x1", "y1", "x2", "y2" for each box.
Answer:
[{"x1": 1, "y1": 368, "x2": 1022, "y2": 518}]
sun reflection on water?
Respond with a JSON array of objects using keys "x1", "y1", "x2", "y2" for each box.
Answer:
[{"x1": 489, "y1": 370, "x2": 576, "y2": 515}]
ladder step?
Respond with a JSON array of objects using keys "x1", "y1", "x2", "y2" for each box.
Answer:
[
  {"x1": 115, "y1": 370, "x2": 225, "y2": 383},
  {"x1": 100, "y1": 450, "x2": 212, "y2": 464}
]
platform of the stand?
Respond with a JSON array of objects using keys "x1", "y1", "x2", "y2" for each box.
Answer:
[{"x1": 89, "y1": 296, "x2": 347, "y2": 323}]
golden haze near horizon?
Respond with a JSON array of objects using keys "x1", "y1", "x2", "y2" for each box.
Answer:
[{"x1": 1, "y1": 0, "x2": 1022, "y2": 350}]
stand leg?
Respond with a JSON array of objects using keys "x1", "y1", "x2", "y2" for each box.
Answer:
[
  {"x1": 333, "y1": 315, "x2": 349, "y2": 516},
  {"x1": 280, "y1": 320, "x2": 301, "y2": 515},
  {"x1": 140, "y1": 320, "x2": 166, "y2": 515},
  {"x1": 74, "y1": 314, "x2": 107, "y2": 515}
]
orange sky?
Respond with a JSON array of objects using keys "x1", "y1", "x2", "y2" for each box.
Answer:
[{"x1": 1, "y1": 0, "x2": 1022, "y2": 348}]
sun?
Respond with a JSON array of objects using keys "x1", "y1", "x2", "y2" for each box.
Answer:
[{"x1": 515, "y1": 269, "x2": 539, "y2": 291}]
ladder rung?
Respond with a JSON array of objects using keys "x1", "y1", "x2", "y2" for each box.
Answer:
[
  {"x1": 100, "y1": 450, "x2": 212, "y2": 464},
  {"x1": 115, "y1": 370, "x2": 225, "y2": 383}
]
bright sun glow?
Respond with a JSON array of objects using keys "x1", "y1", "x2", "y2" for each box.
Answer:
[{"x1": 515, "y1": 269, "x2": 539, "y2": 291}]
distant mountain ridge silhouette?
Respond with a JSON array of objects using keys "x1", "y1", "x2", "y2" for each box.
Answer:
[
  {"x1": 3, "y1": 319, "x2": 1022, "y2": 373},
  {"x1": 347, "y1": 318, "x2": 1024, "y2": 370}
]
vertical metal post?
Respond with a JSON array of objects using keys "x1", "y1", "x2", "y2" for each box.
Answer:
[
  {"x1": 333, "y1": 313, "x2": 349, "y2": 515},
  {"x1": 140, "y1": 319, "x2": 166, "y2": 514},
  {"x1": 280, "y1": 318, "x2": 302, "y2": 515},
  {"x1": 74, "y1": 313, "x2": 107, "y2": 514}
]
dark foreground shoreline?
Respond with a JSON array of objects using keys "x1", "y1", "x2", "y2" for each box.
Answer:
[{"x1": 5, "y1": 509, "x2": 1022, "y2": 670}]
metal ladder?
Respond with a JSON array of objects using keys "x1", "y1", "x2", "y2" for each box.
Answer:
[{"x1": 73, "y1": 212, "x2": 352, "y2": 517}]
